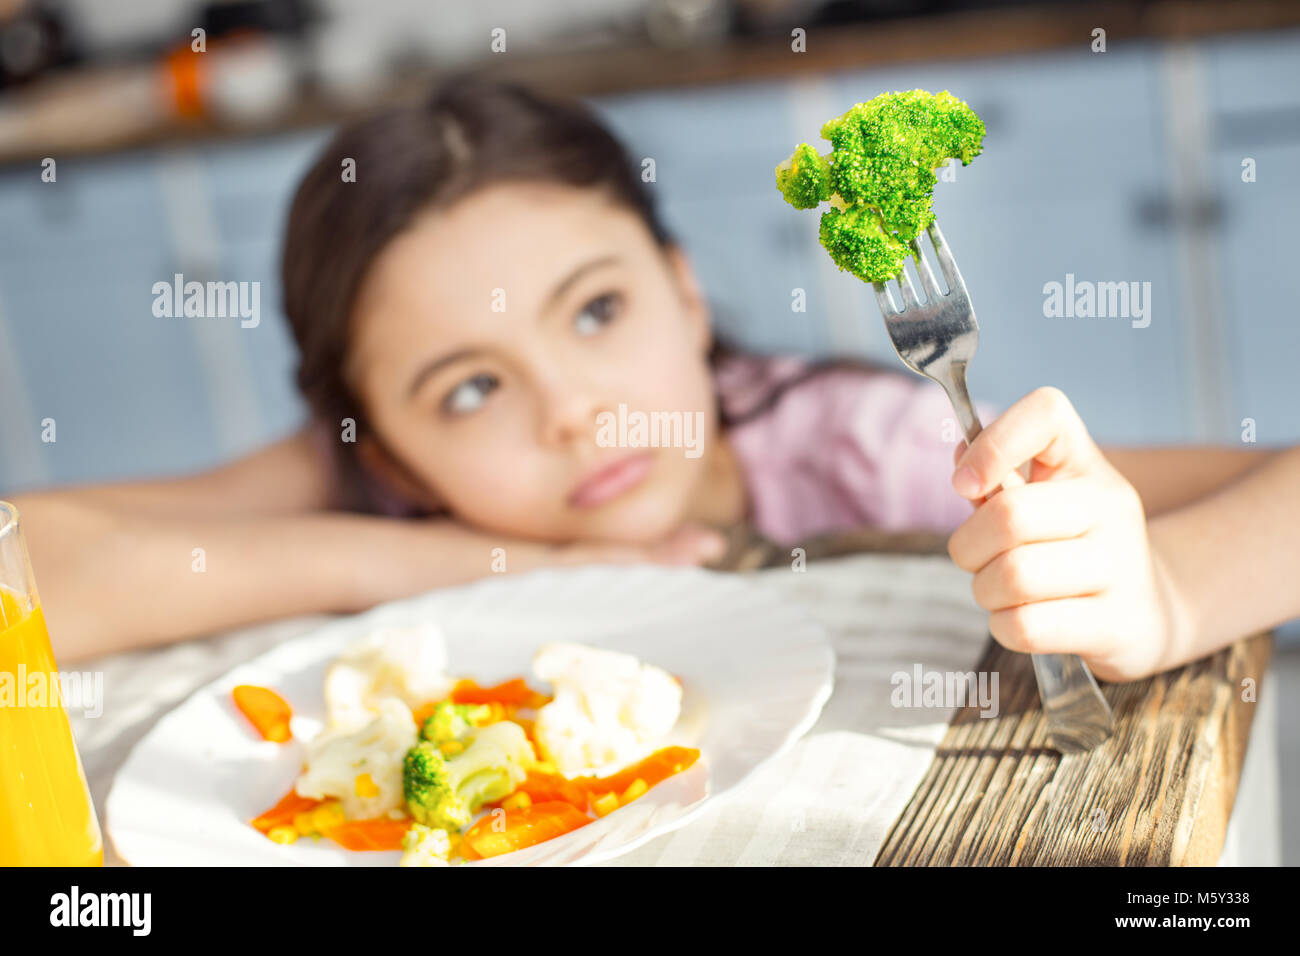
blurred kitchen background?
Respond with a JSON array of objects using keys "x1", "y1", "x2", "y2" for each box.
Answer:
[{"x1": 0, "y1": 0, "x2": 1296, "y2": 860}]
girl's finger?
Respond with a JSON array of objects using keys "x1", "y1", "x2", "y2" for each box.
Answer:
[
  {"x1": 950, "y1": 441, "x2": 991, "y2": 508},
  {"x1": 970, "y1": 536, "x2": 1107, "y2": 610},
  {"x1": 987, "y1": 595, "x2": 1109, "y2": 657},
  {"x1": 947, "y1": 478, "x2": 1101, "y2": 572},
  {"x1": 952, "y1": 386, "x2": 1099, "y2": 500}
]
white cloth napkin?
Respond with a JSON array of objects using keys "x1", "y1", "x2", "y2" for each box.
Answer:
[{"x1": 70, "y1": 552, "x2": 990, "y2": 866}]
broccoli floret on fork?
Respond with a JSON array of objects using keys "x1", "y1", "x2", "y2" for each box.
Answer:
[{"x1": 776, "y1": 89, "x2": 985, "y2": 284}]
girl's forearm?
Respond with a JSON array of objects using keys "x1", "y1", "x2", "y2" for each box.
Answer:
[
  {"x1": 1102, "y1": 444, "x2": 1280, "y2": 517},
  {"x1": 10, "y1": 492, "x2": 486, "y2": 662},
  {"x1": 1148, "y1": 445, "x2": 1300, "y2": 671}
]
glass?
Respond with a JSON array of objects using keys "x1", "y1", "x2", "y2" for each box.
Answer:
[{"x1": 0, "y1": 500, "x2": 103, "y2": 865}]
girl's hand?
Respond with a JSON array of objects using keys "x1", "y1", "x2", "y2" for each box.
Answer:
[{"x1": 945, "y1": 387, "x2": 1179, "y2": 682}]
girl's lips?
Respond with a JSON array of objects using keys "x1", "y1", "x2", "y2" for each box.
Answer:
[{"x1": 568, "y1": 453, "x2": 654, "y2": 509}]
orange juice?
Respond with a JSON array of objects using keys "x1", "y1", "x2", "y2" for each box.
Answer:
[{"x1": 0, "y1": 587, "x2": 103, "y2": 865}]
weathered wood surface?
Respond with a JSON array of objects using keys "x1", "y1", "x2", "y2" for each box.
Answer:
[
  {"x1": 874, "y1": 629, "x2": 1271, "y2": 865},
  {"x1": 716, "y1": 524, "x2": 1273, "y2": 867}
]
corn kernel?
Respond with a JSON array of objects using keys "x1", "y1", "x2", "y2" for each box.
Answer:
[
  {"x1": 488, "y1": 702, "x2": 505, "y2": 723},
  {"x1": 354, "y1": 772, "x2": 379, "y2": 798},
  {"x1": 293, "y1": 811, "x2": 317, "y2": 835},
  {"x1": 502, "y1": 791, "x2": 532, "y2": 811},
  {"x1": 529, "y1": 759, "x2": 558, "y2": 776},
  {"x1": 592, "y1": 792, "x2": 619, "y2": 817},
  {"x1": 310, "y1": 801, "x2": 345, "y2": 833},
  {"x1": 620, "y1": 778, "x2": 649, "y2": 805},
  {"x1": 439, "y1": 740, "x2": 465, "y2": 756},
  {"x1": 267, "y1": 825, "x2": 299, "y2": 845}
]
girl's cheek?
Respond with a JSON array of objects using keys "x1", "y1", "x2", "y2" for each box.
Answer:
[
  {"x1": 465, "y1": 433, "x2": 547, "y2": 497},
  {"x1": 658, "y1": 352, "x2": 714, "y2": 412},
  {"x1": 618, "y1": 319, "x2": 702, "y2": 398}
]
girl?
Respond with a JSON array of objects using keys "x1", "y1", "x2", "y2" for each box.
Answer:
[{"x1": 11, "y1": 76, "x2": 1298, "y2": 680}]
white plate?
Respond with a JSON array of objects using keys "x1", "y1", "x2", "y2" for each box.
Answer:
[{"x1": 106, "y1": 564, "x2": 833, "y2": 866}]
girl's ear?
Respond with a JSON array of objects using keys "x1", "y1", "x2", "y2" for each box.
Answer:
[
  {"x1": 664, "y1": 244, "x2": 712, "y2": 354},
  {"x1": 356, "y1": 434, "x2": 445, "y2": 513}
]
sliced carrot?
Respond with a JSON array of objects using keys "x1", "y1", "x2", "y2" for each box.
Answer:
[
  {"x1": 450, "y1": 677, "x2": 550, "y2": 710},
  {"x1": 574, "y1": 746, "x2": 700, "y2": 797},
  {"x1": 512, "y1": 769, "x2": 589, "y2": 811},
  {"x1": 409, "y1": 678, "x2": 550, "y2": 731},
  {"x1": 251, "y1": 787, "x2": 321, "y2": 834},
  {"x1": 323, "y1": 817, "x2": 412, "y2": 852},
  {"x1": 462, "y1": 802, "x2": 591, "y2": 858},
  {"x1": 411, "y1": 699, "x2": 439, "y2": 729},
  {"x1": 233, "y1": 684, "x2": 293, "y2": 742}
]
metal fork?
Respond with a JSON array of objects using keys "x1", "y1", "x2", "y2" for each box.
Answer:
[{"x1": 872, "y1": 221, "x2": 1114, "y2": 753}]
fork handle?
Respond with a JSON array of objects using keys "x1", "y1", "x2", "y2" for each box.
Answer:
[
  {"x1": 936, "y1": 365, "x2": 1115, "y2": 753},
  {"x1": 942, "y1": 361, "x2": 1030, "y2": 485}
]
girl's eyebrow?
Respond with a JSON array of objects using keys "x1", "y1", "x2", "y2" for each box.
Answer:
[
  {"x1": 541, "y1": 254, "x2": 621, "y2": 316},
  {"x1": 407, "y1": 347, "x2": 482, "y2": 400},
  {"x1": 405, "y1": 254, "x2": 621, "y2": 400}
]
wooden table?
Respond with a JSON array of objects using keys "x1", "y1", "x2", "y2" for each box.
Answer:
[{"x1": 714, "y1": 523, "x2": 1274, "y2": 866}]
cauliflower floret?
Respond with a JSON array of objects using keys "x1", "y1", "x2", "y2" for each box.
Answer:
[
  {"x1": 296, "y1": 697, "x2": 417, "y2": 819},
  {"x1": 325, "y1": 622, "x2": 454, "y2": 731},
  {"x1": 532, "y1": 642, "x2": 682, "y2": 777},
  {"x1": 400, "y1": 824, "x2": 453, "y2": 867}
]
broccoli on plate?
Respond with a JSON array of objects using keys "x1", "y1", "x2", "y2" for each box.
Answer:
[
  {"x1": 418, "y1": 701, "x2": 492, "y2": 745},
  {"x1": 402, "y1": 720, "x2": 533, "y2": 830}
]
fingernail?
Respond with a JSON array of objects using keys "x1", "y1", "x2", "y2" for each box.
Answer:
[{"x1": 952, "y1": 465, "x2": 980, "y2": 498}]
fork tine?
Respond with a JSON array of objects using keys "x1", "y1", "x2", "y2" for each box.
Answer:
[
  {"x1": 872, "y1": 281, "x2": 899, "y2": 315},
  {"x1": 909, "y1": 237, "x2": 943, "y2": 300},
  {"x1": 896, "y1": 268, "x2": 922, "y2": 311},
  {"x1": 927, "y1": 221, "x2": 963, "y2": 293}
]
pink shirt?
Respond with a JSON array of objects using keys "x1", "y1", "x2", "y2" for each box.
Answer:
[
  {"x1": 314, "y1": 353, "x2": 995, "y2": 542},
  {"x1": 714, "y1": 353, "x2": 993, "y2": 544}
]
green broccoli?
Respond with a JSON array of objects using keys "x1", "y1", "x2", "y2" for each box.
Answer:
[
  {"x1": 776, "y1": 89, "x2": 985, "y2": 283},
  {"x1": 419, "y1": 701, "x2": 491, "y2": 745},
  {"x1": 402, "y1": 721, "x2": 533, "y2": 830},
  {"x1": 775, "y1": 143, "x2": 831, "y2": 210}
]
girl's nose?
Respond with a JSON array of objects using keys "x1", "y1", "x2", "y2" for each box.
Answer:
[{"x1": 537, "y1": 379, "x2": 603, "y2": 450}]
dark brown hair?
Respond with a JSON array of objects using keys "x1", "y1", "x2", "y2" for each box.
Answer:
[{"x1": 281, "y1": 72, "x2": 895, "y2": 514}]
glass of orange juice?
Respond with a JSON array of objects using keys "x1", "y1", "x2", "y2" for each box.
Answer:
[{"x1": 0, "y1": 500, "x2": 103, "y2": 866}]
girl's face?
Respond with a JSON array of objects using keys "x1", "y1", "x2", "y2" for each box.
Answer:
[{"x1": 346, "y1": 180, "x2": 723, "y2": 544}]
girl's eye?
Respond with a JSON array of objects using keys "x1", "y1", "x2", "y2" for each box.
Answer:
[
  {"x1": 573, "y1": 292, "x2": 622, "y2": 336},
  {"x1": 442, "y1": 373, "x2": 498, "y2": 415}
]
